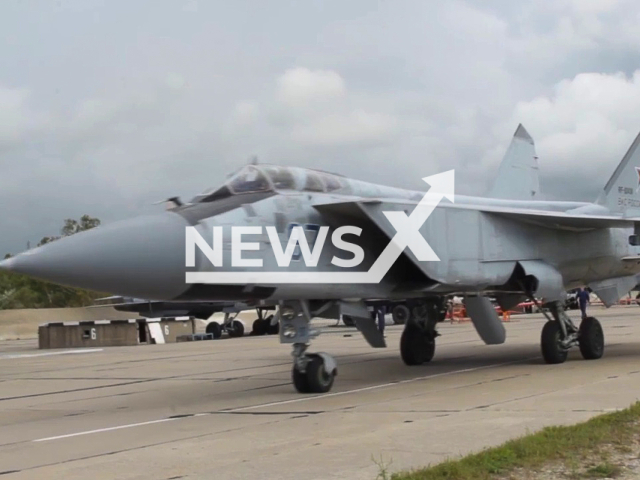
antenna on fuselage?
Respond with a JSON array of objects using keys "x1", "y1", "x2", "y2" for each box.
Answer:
[{"x1": 248, "y1": 155, "x2": 258, "y2": 165}]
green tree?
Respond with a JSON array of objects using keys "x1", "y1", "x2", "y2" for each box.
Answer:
[{"x1": 61, "y1": 215, "x2": 101, "y2": 237}]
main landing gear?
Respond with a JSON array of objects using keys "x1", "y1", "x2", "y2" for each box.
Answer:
[
  {"x1": 538, "y1": 301, "x2": 604, "y2": 364},
  {"x1": 205, "y1": 312, "x2": 245, "y2": 339},
  {"x1": 399, "y1": 299, "x2": 444, "y2": 366},
  {"x1": 278, "y1": 301, "x2": 338, "y2": 394},
  {"x1": 251, "y1": 308, "x2": 279, "y2": 336}
]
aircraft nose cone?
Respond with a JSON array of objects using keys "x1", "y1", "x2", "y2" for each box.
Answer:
[{"x1": 0, "y1": 213, "x2": 191, "y2": 300}]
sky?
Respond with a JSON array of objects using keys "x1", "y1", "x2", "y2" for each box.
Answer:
[{"x1": 3, "y1": 0, "x2": 640, "y2": 254}]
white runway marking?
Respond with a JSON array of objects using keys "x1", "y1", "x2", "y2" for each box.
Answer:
[
  {"x1": 0, "y1": 348, "x2": 103, "y2": 360},
  {"x1": 31, "y1": 356, "x2": 537, "y2": 443},
  {"x1": 34, "y1": 418, "x2": 176, "y2": 442},
  {"x1": 223, "y1": 356, "x2": 539, "y2": 412}
]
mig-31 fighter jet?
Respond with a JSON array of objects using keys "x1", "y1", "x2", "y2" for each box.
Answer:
[
  {"x1": 4, "y1": 124, "x2": 640, "y2": 394},
  {"x1": 93, "y1": 295, "x2": 279, "y2": 338}
]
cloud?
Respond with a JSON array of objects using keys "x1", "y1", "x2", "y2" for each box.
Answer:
[
  {"x1": 0, "y1": 87, "x2": 49, "y2": 152},
  {"x1": 277, "y1": 67, "x2": 346, "y2": 107},
  {"x1": 4, "y1": 1, "x2": 640, "y2": 252},
  {"x1": 486, "y1": 70, "x2": 640, "y2": 199},
  {"x1": 289, "y1": 110, "x2": 398, "y2": 147},
  {"x1": 265, "y1": 68, "x2": 399, "y2": 147}
]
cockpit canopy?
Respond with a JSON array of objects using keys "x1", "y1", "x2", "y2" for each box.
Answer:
[{"x1": 191, "y1": 164, "x2": 347, "y2": 203}]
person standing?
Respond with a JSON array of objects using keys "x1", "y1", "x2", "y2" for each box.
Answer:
[{"x1": 577, "y1": 287, "x2": 590, "y2": 319}]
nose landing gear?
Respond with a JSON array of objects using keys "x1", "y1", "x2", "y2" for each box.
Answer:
[
  {"x1": 291, "y1": 346, "x2": 337, "y2": 394},
  {"x1": 279, "y1": 301, "x2": 338, "y2": 394}
]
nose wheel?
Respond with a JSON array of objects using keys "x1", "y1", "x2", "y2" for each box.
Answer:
[{"x1": 291, "y1": 344, "x2": 337, "y2": 394}]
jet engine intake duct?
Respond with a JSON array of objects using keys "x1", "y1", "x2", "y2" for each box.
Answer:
[{"x1": 516, "y1": 260, "x2": 564, "y2": 302}]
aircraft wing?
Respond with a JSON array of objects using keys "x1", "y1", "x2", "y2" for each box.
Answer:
[
  {"x1": 479, "y1": 208, "x2": 636, "y2": 231},
  {"x1": 313, "y1": 199, "x2": 639, "y2": 232}
]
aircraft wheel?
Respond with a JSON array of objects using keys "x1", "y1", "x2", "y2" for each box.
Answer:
[
  {"x1": 342, "y1": 315, "x2": 355, "y2": 327},
  {"x1": 266, "y1": 316, "x2": 279, "y2": 335},
  {"x1": 227, "y1": 320, "x2": 244, "y2": 338},
  {"x1": 205, "y1": 322, "x2": 222, "y2": 339},
  {"x1": 252, "y1": 319, "x2": 267, "y2": 336},
  {"x1": 392, "y1": 305, "x2": 410, "y2": 325},
  {"x1": 400, "y1": 323, "x2": 435, "y2": 365},
  {"x1": 305, "y1": 355, "x2": 335, "y2": 393},
  {"x1": 540, "y1": 321, "x2": 567, "y2": 364},
  {"x1": 579, "y1": 317, "x2": 604, "y2": 360},
  {"x1": 292, "y1": 364, "x2": 310, "y2": 393}
]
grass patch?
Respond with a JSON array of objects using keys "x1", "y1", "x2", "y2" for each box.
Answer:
[
  {"x1": 391, "y1": 402, "x2": 640, "y2": 480},
  {"x1": 584, "y1": 462, "x2": 623, "y2": 478}
]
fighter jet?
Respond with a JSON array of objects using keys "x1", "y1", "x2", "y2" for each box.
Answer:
[
  {"x1": 94, "y1": 295, "x2": 279, "y2": 338},
  {"x1": 3, "y1": 124, "x2": 640, "y2": 394}
]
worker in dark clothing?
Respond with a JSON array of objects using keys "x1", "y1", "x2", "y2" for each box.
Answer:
[{"x1": 577, "y1": 287, "x2": 590, "y2": 319}]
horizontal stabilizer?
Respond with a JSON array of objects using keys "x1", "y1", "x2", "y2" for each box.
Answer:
[{"x1": 589, "y1": 275, "x2": 638, "y2": 307}]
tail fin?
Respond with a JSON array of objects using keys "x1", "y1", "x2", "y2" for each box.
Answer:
[
  {"x1": 597, "y1": 131, "x2": 640, "y2": 215},
  {"x1": 487, "y1": 124, "x2": 541, "y2": 200}
]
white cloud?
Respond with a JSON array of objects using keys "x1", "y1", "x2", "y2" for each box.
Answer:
[
  {"x1": 230, "y1": 101, "x2": 259, "y2": 127},
  {"x1": 0, "y1": 87, "x2": 49, "y2": 150},
  {"x1": 5, "y1": 1, "x2": 640, "y2": 251},
  {"x1": 277, "y1": 67, "x2": 346, "y2": 107},
  {"x1": 289, "y1": 110, "x2": 397, "y2": 147},
  {"x1": 479, "y1": 70, "x2": 640, "y2": 199}
]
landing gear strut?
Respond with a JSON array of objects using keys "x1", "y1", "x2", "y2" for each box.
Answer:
[
  {"x1": 279, "y1": 301, "x2": 337, "y2": 394},
  {"x1": 536, "y1": 300, "x2": 604, "y2": 364},
  {"x1": 400, "y1": 299, "x2": 443, "y2": 366}
]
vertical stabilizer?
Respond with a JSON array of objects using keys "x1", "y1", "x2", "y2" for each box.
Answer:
[
  {"x1": 488, "y1": 124, "x2": 541, "y2": 200},
  {"x1": 596, "y1": 130, "x2": 640, "y2": 215}
]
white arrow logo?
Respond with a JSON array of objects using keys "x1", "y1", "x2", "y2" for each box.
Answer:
[{"x1": 186, "y1": 170, "x2": 454, "y2": 284}]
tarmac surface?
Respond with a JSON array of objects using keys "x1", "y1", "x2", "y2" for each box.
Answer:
[{"x1": 1, "y1": 306, "x2": 640, "y2": 480}]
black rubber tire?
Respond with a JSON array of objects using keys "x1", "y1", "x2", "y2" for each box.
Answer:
[
  {"x1": 252, "y1": 319, "x2": 267, "y2": 336},
  {"x1": 400, "y1": 323, "x2": 435, "y2": 365},
  {"x1": 392, "y1": 305, "x2": 410, "y2": 325},
  {"x1": 305, "y1": 356, "x2": 335, "y2": 393},
  {"x1": 423, "y1": 337, "x2": 436, "y2": 363},
  {"x1": 541, "y1": 321, "x2": 568, "y2": 364},
  {"x1": 578, "y1": 317, "x2": 604, "y2": 360},
  {"x1": 292, "y1": 365, "x2": 310, "y2": 393},
  {"x1": 342, "y1": 315, "x2": 355, "y2": 327},
  {"x1": 227, "y1": 320, "x2": 244, "y2": 338},
  {"x1": 266, "y1": 316, "x2": 279, "y2": 335},
  {"x1": 205, "y1": 322, "x2": 222, "y2": 339}
]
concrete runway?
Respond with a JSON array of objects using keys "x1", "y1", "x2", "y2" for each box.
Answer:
[{"x1": 1, "y1": 307, "x2": 640, "y2": 480}]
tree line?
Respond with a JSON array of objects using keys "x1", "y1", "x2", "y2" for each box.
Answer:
[{"x1": 0, "y1": 215, "x2": 106, "y2": 309}]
